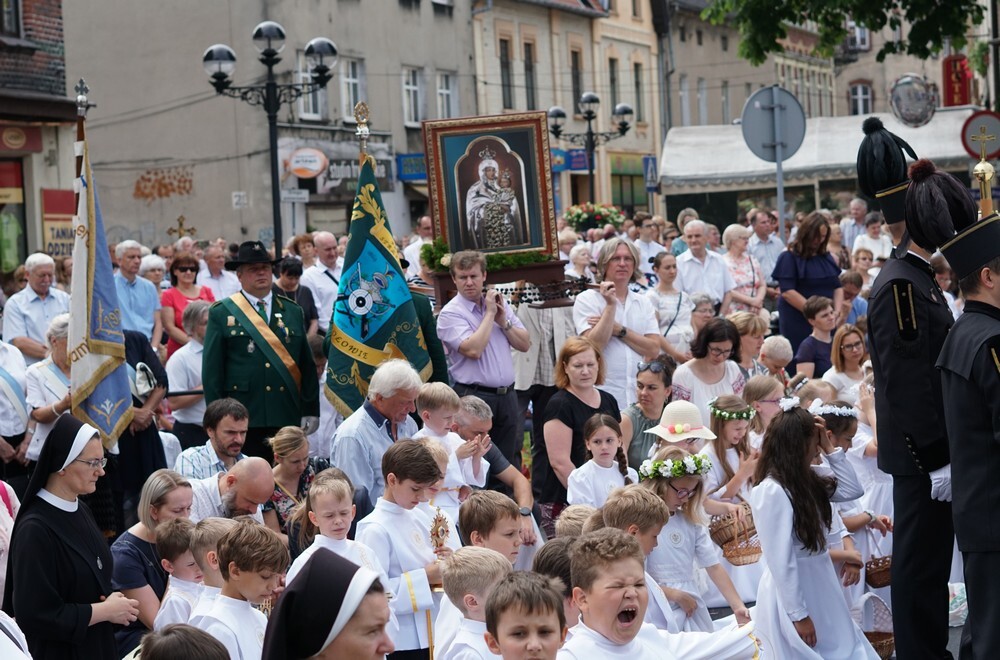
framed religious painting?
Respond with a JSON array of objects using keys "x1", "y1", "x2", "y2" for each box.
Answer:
[{"x1": 422, "y1": 112, "x2": 557, "y2": 256}]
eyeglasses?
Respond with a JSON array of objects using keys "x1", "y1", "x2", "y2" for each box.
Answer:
[
  {"x1": 668, "y1": 482, "x2": 695, "y2": 498},
  {"x1": 708, "y1": 347, "x2": 733, "y2": 358},
  {"x1": 841, "y1": 341, "x2": 865, "y2": 352},
  {"x1": 73, "y1": 457, "x2": 108, "y2": 470},
  {"x1": 174, "y1": 266, "x2": 198, "y2": 273},
  {"x1": 637, "y1": 361, "x2": 667, "y2": 374}
]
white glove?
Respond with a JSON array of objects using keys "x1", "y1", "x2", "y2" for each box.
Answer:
[
  {"x1": 929, "y1": 464, "x2": 952, "y2": 502},
  {"x1": 301, "y1": 416, "x2": 320, "y2": 436}
]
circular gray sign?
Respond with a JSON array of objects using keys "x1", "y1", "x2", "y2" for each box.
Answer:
[{"x1": 741, "y1": 86, "x2": 806, "y2": 163}]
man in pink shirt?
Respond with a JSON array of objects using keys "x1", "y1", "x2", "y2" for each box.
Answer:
[{"x1": 436, "y1": 251, "x2": 531, "y2": 482}]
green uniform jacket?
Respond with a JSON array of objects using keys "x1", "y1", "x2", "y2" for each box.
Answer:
[{"x1": 203, "y1": 292, "x2": 319, "y2": 427}]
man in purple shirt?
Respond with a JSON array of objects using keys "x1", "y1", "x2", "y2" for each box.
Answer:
[{"x1": 437, "y1": 251, "x2": 531, "y2": 476}]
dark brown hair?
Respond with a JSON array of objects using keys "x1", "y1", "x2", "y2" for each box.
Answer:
[
  {"x1": 169, "y1": 251, "x2": 200, "y2": 286},
  {"x1": 381, "y1": 439, "x2": 443, "y2": 484},
  {"x1": 582, "y1": 414, "x2": 631, "y2": 485},
  {"x1": 690, "y1": 318, "x2": 742, "y2": 363},
  {"x1": 789, "y1": 212, "x2": 831, "y2": 259}
]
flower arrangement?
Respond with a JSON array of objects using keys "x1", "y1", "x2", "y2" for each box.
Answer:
[
  {"x1": 708, "y1": 398, "x2": 756, "y2": 421},
  {"x1": 639, "y1": 455, "x2": 713, "y2": 481},
  {"x1": 778, "y1": 396, "x2": 801, "y2": 412},
  {"x1": 420, "y1": 239, "x2": 554, "y2": 274},
  {"x1": 807, "y1": 401, "x2": 858, "y2": 418},
  {"x1": 562, "y1": 203, "x2": 625, "y2": 231}
]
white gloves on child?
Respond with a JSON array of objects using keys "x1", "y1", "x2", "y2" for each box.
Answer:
[{"x1": 929, "y1": 464, "x2": 952, "y2": 502}]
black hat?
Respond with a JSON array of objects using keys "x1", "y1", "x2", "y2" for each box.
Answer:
[
  {"x1": 225, "y1": 241, "x2": 280, "y2": 271},
  {"x1": 262, "y1": 549, "x2": 382, "y2": 659},
  {"x1": 904, "y1": 159, "x2": 978, "y2": 253},
  {"x1": 856, "y1": 116, "x2": 918, "y2": 224},
  {"x1": 941, "y1": 212, "x2": 1000, "y2": 280}
]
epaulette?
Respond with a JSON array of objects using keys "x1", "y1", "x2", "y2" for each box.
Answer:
[
  {"x1": 987, "y1": 335, "x2": 1000, "y2": 378},
  {"x1": 891, "y1": 282, "x2": 918, "y2": 341}
]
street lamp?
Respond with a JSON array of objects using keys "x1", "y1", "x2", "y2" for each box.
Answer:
[
  {"x1": 203, "y1": 22, "x2": 337, "y2": 251},
  {"x1": 548, "y1": 92, "x2": 633, "y2": 204}
]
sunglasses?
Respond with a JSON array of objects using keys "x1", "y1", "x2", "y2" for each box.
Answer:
[
  {"x1": 638, "y1": 361, "x2": 667, "y2": 374},
  {"x1": 174, "y1": 266, "x2": 198, "y2": 273},
  {"x1": 668, "y1": 482, "x2": 695, "y2": 498}
]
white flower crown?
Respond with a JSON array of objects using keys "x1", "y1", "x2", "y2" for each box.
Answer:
[
  {"x1": 778, "y1": 396, "x2": 800, "y2": 412},
  {"x1": 807, "y1": 400, "x2": 859, "y2": 418}
]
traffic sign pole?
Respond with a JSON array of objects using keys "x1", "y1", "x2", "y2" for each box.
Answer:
[{"x1": 771, "y1": 86, "x2": 786, "y2": 245}]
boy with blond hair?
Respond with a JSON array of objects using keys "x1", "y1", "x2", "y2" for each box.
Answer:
[
  {"x1": 413, "y1": 382, "x2": 489, "y2": 523},
  {"x1": 439, "y1": 547, "x2": 512, "y2": 660},
  {"x1": 152, "y1": 519, "x2": 204, "y2": 630},
  {"x1": 187, "y1": 517, "x2": 239, "y2": 623},
  {"x1": 554, "y1": 504, "x2": 597, "y2": 538},
  {"x1": 485, "y1": 572, "x2": 568, "y2": 660},
  {"x1": 192, "y1": 520, "x2": 289, "y2": 660}
]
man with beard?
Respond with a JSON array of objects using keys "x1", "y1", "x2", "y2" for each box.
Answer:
[
  {"x1": 173, "y1": 398, "x2": 249, "y2": 479},
  {"x1": 189, "y1": 456, "x2": 272, "y2": 523}
]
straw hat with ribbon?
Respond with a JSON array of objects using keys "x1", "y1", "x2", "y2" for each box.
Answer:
[{"x1": 645, "y1": 400, "x2": 717, "y2": 443}]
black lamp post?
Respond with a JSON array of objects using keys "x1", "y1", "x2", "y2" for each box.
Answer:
[
  {"x1": 548, "y1": 92, "x2": 633, "y2": 204},
  {"x1": 203, "y1": 22, "x2": 337, "y2": 251}
]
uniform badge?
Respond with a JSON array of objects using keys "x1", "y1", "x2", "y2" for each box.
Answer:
[
  {"x1": 670, "y1": 532, "x2": 683, "y2": 546},
  {"x1": 227, "y1": 316, "x2": 235, "y2": 327},
  {"x1": 247, "y1": 341, "x2": 255, "y2": 354},
  {"x1": 97, "y1": 557, "x2": 103, "y2": 570}
]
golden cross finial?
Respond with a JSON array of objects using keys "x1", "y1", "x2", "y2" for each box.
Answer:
[
  {"x1": 971, "y1": 125, "x2": 997, "y2": 162},
  {"x1": 166, "y1": 215, "x2": 197, "y2": 239}
]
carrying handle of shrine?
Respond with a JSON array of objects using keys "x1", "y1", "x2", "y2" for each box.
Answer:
[{"x1": 971, "y1": 124, "x2": 996, "y2": 218}]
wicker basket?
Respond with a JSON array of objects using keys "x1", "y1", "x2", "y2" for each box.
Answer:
[
  {"x1": 721, "y1": 520, "x2": 761, "y2": 565},
  {"x1": 709, "y1": 500, "x2": 755, "y2": 547},
  {"x1": 852, "y1": 593, "x2": 894, "y2": 660},
  {"x1": 864, "y1": 631, "x2": 894, "y2": 660},
  {"x1": 865, "y1": 530, "x2": 892, "y2": 588}
]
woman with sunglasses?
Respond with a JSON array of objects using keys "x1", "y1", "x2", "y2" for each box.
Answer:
[
  {"x1": 670, "y1": 318, "x2": 745, "y2": 426},
  {"x1": 820, "y1": 324, "x2": 867, "y2": 405},
  {"x1": 161, "y1": 252, "x2": 215, "y2": 360},
  {"x1": 620, "y1": 356, "x2": 675, "y2": 469}
]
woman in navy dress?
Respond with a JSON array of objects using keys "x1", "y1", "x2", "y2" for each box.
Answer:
[{"x1": 772, "y1": 212, "x2": 843, "y2": 357}]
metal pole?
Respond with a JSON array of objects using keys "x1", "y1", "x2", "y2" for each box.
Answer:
[
  {"x1": 993, "y1": 0, "x2": 1000, "y2": 111},
  {"x1": 586, "y1": 116, "x2": 596, "y2": 203},
  {"x1": 771, "y1": 86, "x2": 786, "y2": 245},
  {"x1": 265, "y1": 61, "x2": 283, "y2": 252}
]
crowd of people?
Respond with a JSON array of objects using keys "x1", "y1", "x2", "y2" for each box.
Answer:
[{"x1": 0, "y1": 146, "x2": 977, "y2": 660}]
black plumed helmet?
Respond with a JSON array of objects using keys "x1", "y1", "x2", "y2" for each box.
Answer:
[
  {"x1": 856, "y1": 116, "x2": 918, "y2": 198},
  {"x1": 904, "y1": 159, "x2": 978, "y2": 252}
]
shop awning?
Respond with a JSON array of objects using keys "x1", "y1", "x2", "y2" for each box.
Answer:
[{"x1": 659, "y1": 107, "x2": 978, "y2": 194}]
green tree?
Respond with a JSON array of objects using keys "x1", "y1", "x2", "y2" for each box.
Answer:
[{"x1": 703, "y1": 0, "x2": 985, "y2": 65}]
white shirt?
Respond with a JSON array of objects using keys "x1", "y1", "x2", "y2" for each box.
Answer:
[
  {"x1": 300, "y1": 260, "x2": 344, "y2": 331},
  {"x1": 331, "y1": 403, "x2": 418, "y2": 506},
  {"x1": 2, "y1": 286, "x2": 70, "y2": 365},
  {"x1": 311, "y1": 372, "x2": 343, "y2": 459},
  {"x1": 196, "y1": 269, "x2": 241, "y2": 302},
  {"x1": 24, "y1": 357, "x2": 68, "y2": 459},
  {"x1": 188, "y1": 474, "x2": 264, "y2": 524},
  {"x1": 357, "y1": 498, "x2": 437, "y2": 652},
  {"x1": 191, "y1": 594, "x2": 266, "y2": 660},
  {"x1": 633, "y1": 239, "x2": 666, "y2": 275},
  {"x1": 573, "y1": 288, "x2": 659, "y2": 409},
  {"x1": 0, "y1": 341, "x2": 27, "y2": 436},
  {"x1": 675, "y1": 250, "x2": 735, "y2": 304},
  {"x1": 439, "y1": 618, "x2": 500, "y2": 660},
  {"x1": 165, "y1": 339, "x2": 205, "y2": 424},
  {"x1": 240, "y1": 290, "x2": 273, "y2": 322},
  {"x1": 153, "y1": 576, "x2": 203, "y2": 630},
  {"x1": 852, "y1": 233, "x2": 894, "y2": 261},
  {"x1": 412, "y1": 428, "x2": 488, "y2": 523},
  {"x1": 286, "y1": 534, "x2": 388, "y2": 587},
  {"x1": 839, "y1": 218, "x2": 867, "y2": 253},
  {"x1": 644, "y1": 570, "x2": 679, "y2": 633},
  {"x1": 559, "y1": 620, "x2": 674, "y2": 660},
  {"x1": 403, "y1": 238, "x2": 429, "y2": 278},
  {"x1": 566, "y1": 460, "x2": 638, "y2": 508}
]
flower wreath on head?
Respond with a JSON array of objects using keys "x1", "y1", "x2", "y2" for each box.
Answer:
[
  {"x1": 807, "y1": 400, "x2": 859, "y2": 418},
  {"x1": 707, "y1": 397, "x2": 756, "y2": 422},
  {"x1": 639, "y1": 455, "x2": 713, "y2": 481},
  {"x1": 778, "y1": 396, "x2": 800, "y2": 412}
]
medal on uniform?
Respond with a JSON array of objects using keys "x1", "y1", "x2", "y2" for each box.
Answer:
[
  {"x1": 275, "y1": 313, "x2": 289, "y2": 343},
  {"x1": 227, "y1": 316, "x2": 235, "y2": 327},
  {"x1": 247, "y1": 340, "x2": 255, "y2": 354}
]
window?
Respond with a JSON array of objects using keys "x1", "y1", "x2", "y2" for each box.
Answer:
[
  {"x1": 402, "y1": 67, "x2": 422, "y2": 125},
  {"x1": 679, "y1": 74, "x2": 690, "y2": 127},
  {"x1": 499, "y1": 38, "x2": 514, "y2": 109},
  {"x1": 679, "y1": 25, "x2": 686, "y2": 42},
  {"x1": 696, "y1": 30, "x2": 703, "y2": 46},
  {"x1": 1, "y1": 0, "x2": 19, "y2": 37},
  {"x1": 339, "y1": 58, "x2": 363, "y2": 121},
  {"x1": 612, "y1": 174, "x2": 647, "y2": 215},
  {"x1": 609, "y1": 58, "x2": 619, "y2": 108},
  {"x1": 571, "y1": 49, "x2": 583, "y2": 109},
  {"x1": 847, "y1": 20, "x2": 870, "y2": 51},
  {"x1": 631, "y1": 0, "x2": 640, "y2": 18},
  {"x1": 523, "y1": 42, "x2": 537, "y2": 110},
  {"x1": 745, "y1": 82, "x2": 752, "y2": 100},
  {"x1": 632, "y1": 62, "x2": 644, "y2": 122},
  {"x1": 437, "y1": 72, "x2": 456, "y2": 118},
  {"x1": 297, "y1": 51, "x2": 327, "y2": 120},
  {"x1": 721, "y1": 81, "x2": 730, "y2": 124},
  {"x1": 721, "y1": 35, "x2": 729, "y2": 52},
  {"x1": 697, "y1": 78, "x2": 707, "y2": 125},
  {"x1": 849, "y1": 83, "x2": 873, "y2": 115}
]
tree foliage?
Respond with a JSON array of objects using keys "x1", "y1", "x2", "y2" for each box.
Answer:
[{"x1": 702, "y1": 0, "x2": 986, "y2": 65}]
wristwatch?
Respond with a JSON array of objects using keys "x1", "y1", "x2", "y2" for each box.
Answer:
[
  {"x1": 518, "y1": 506, "x2": 532, "y2": 517},
  {"x1": 504, "y1": 319, "x2": 513, "y2": 331},
  {"x1": 616, "y1": 326, "x2": 627, "y2": 338}
]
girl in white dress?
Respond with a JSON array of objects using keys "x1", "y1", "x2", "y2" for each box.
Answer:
[
  {"x1": 645, "y1": 253, "x2": 695, "y2": 363},
  {"x1": 698, "y1": 395, "x2": 763, "y2": 605},
  {"x1": 743, "y1": 374, "x2": 785, "y2": 450},
  {"x1": 641, "y1": 446, "x2": 750, "y2": 632},
  {"x1": 852, "y1": 381, "x2": 894, "y2": 565},
  {"x1": 751, "y1": 399, "x2": 878, "y2": 659},
  {"x1": 567, "y1": 414, "x2": 638, "y2": 508}
]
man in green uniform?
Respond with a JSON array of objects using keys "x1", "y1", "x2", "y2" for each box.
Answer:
[{"x1": 203, "y1": 241, "x2": 319, "y2": 463}]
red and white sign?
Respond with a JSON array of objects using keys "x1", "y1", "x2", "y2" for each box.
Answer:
[
  {"x1": 943, "y1": 54, "x2": 972, "y2": 107},
  {"x1": 287, "y1": 148, "x2": 328, "y2": 179},
  {"x1": 960, "y1": 111, "x2": 1000, "y2": 161}
]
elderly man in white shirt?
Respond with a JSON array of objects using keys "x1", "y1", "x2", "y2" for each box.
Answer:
[
  {"x1": 4, "y1": 253, "x2": 70, "y2": 365},
  {"x1": 300, "y1": 231, "x2": 344, "y2": 334},
  {"x1": 165, "y1": 300, "x2": 211, "y2": 450},
  {"x1": 188, "y1": 456, "x2": 271, "y2": 523},
  {"x1": 402, "y1": 215, "x2": 434, "y2": 279},
  {"x1": 196, "y1": 245, "x2": 241, "y2": 301},
  {"x1": 675, "y1": 220, "x2": 735, "y2": 314},
  {"x1": 839, "y1": 197, "x2": 868, "y2": 252}
]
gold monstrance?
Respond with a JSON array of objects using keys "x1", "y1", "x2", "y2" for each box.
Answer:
[
  {"x1": 430, "y1": 507, "x2": 450, "y2": 551},
  {"x1": 971, "y1": 125, "x2": 996, "y2": 218}
]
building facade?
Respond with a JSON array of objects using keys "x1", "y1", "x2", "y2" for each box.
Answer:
[{"x1": 0, "y1": 0, "x2": 77, "y2": 288}]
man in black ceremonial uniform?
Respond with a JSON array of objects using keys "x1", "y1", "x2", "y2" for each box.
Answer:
[{"x1": 859, "y1": 123, "x2": 957, "y2": 659}]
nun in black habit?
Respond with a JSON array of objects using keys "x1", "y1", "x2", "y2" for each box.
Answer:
[
  {"x1": 2, "y1": 414, "x2": 139, "y2": 660},
  {"x1": 262, "y1": 548, "x2": 393, "y2": 660}
]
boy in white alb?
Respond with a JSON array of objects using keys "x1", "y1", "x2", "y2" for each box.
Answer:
[
  {"x1": 412, "y1": 383, "x2": 489, "y2": 524},
  {"x1": 191, "y1": 521, "x2": 289, "y2": 660},
  {"x1": 186, "y1": 517, "x2": 238, "y2": 624},
  {"x1": 152, "y1": 519, "x2": 204, "y2": 630},
  {"x1": 357, "y1": 440, "x2": 450, "y2": 658},
  {"x1": 284, "y1": 469, "x2": 389, "y2": 586},
  {"x1": 484, "y1": 572, "x2": 568, "y2": 660},
  {"x1": 439, "y1": 547, "x2": 512, "y2": 660}
]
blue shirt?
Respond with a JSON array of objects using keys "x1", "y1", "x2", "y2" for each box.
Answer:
[
  {"x1": 114, "y1": 273, "x2": 161, "y2": 339},
  {"x1": 747, "y1": 232, "x2": 785, "y2": 282},
  {"x1": 2, "y1": 286, "x2": 70, "y2": 365},
  {"x1": 846, "y1": 296, "x2": 868, "y2": 325}
]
